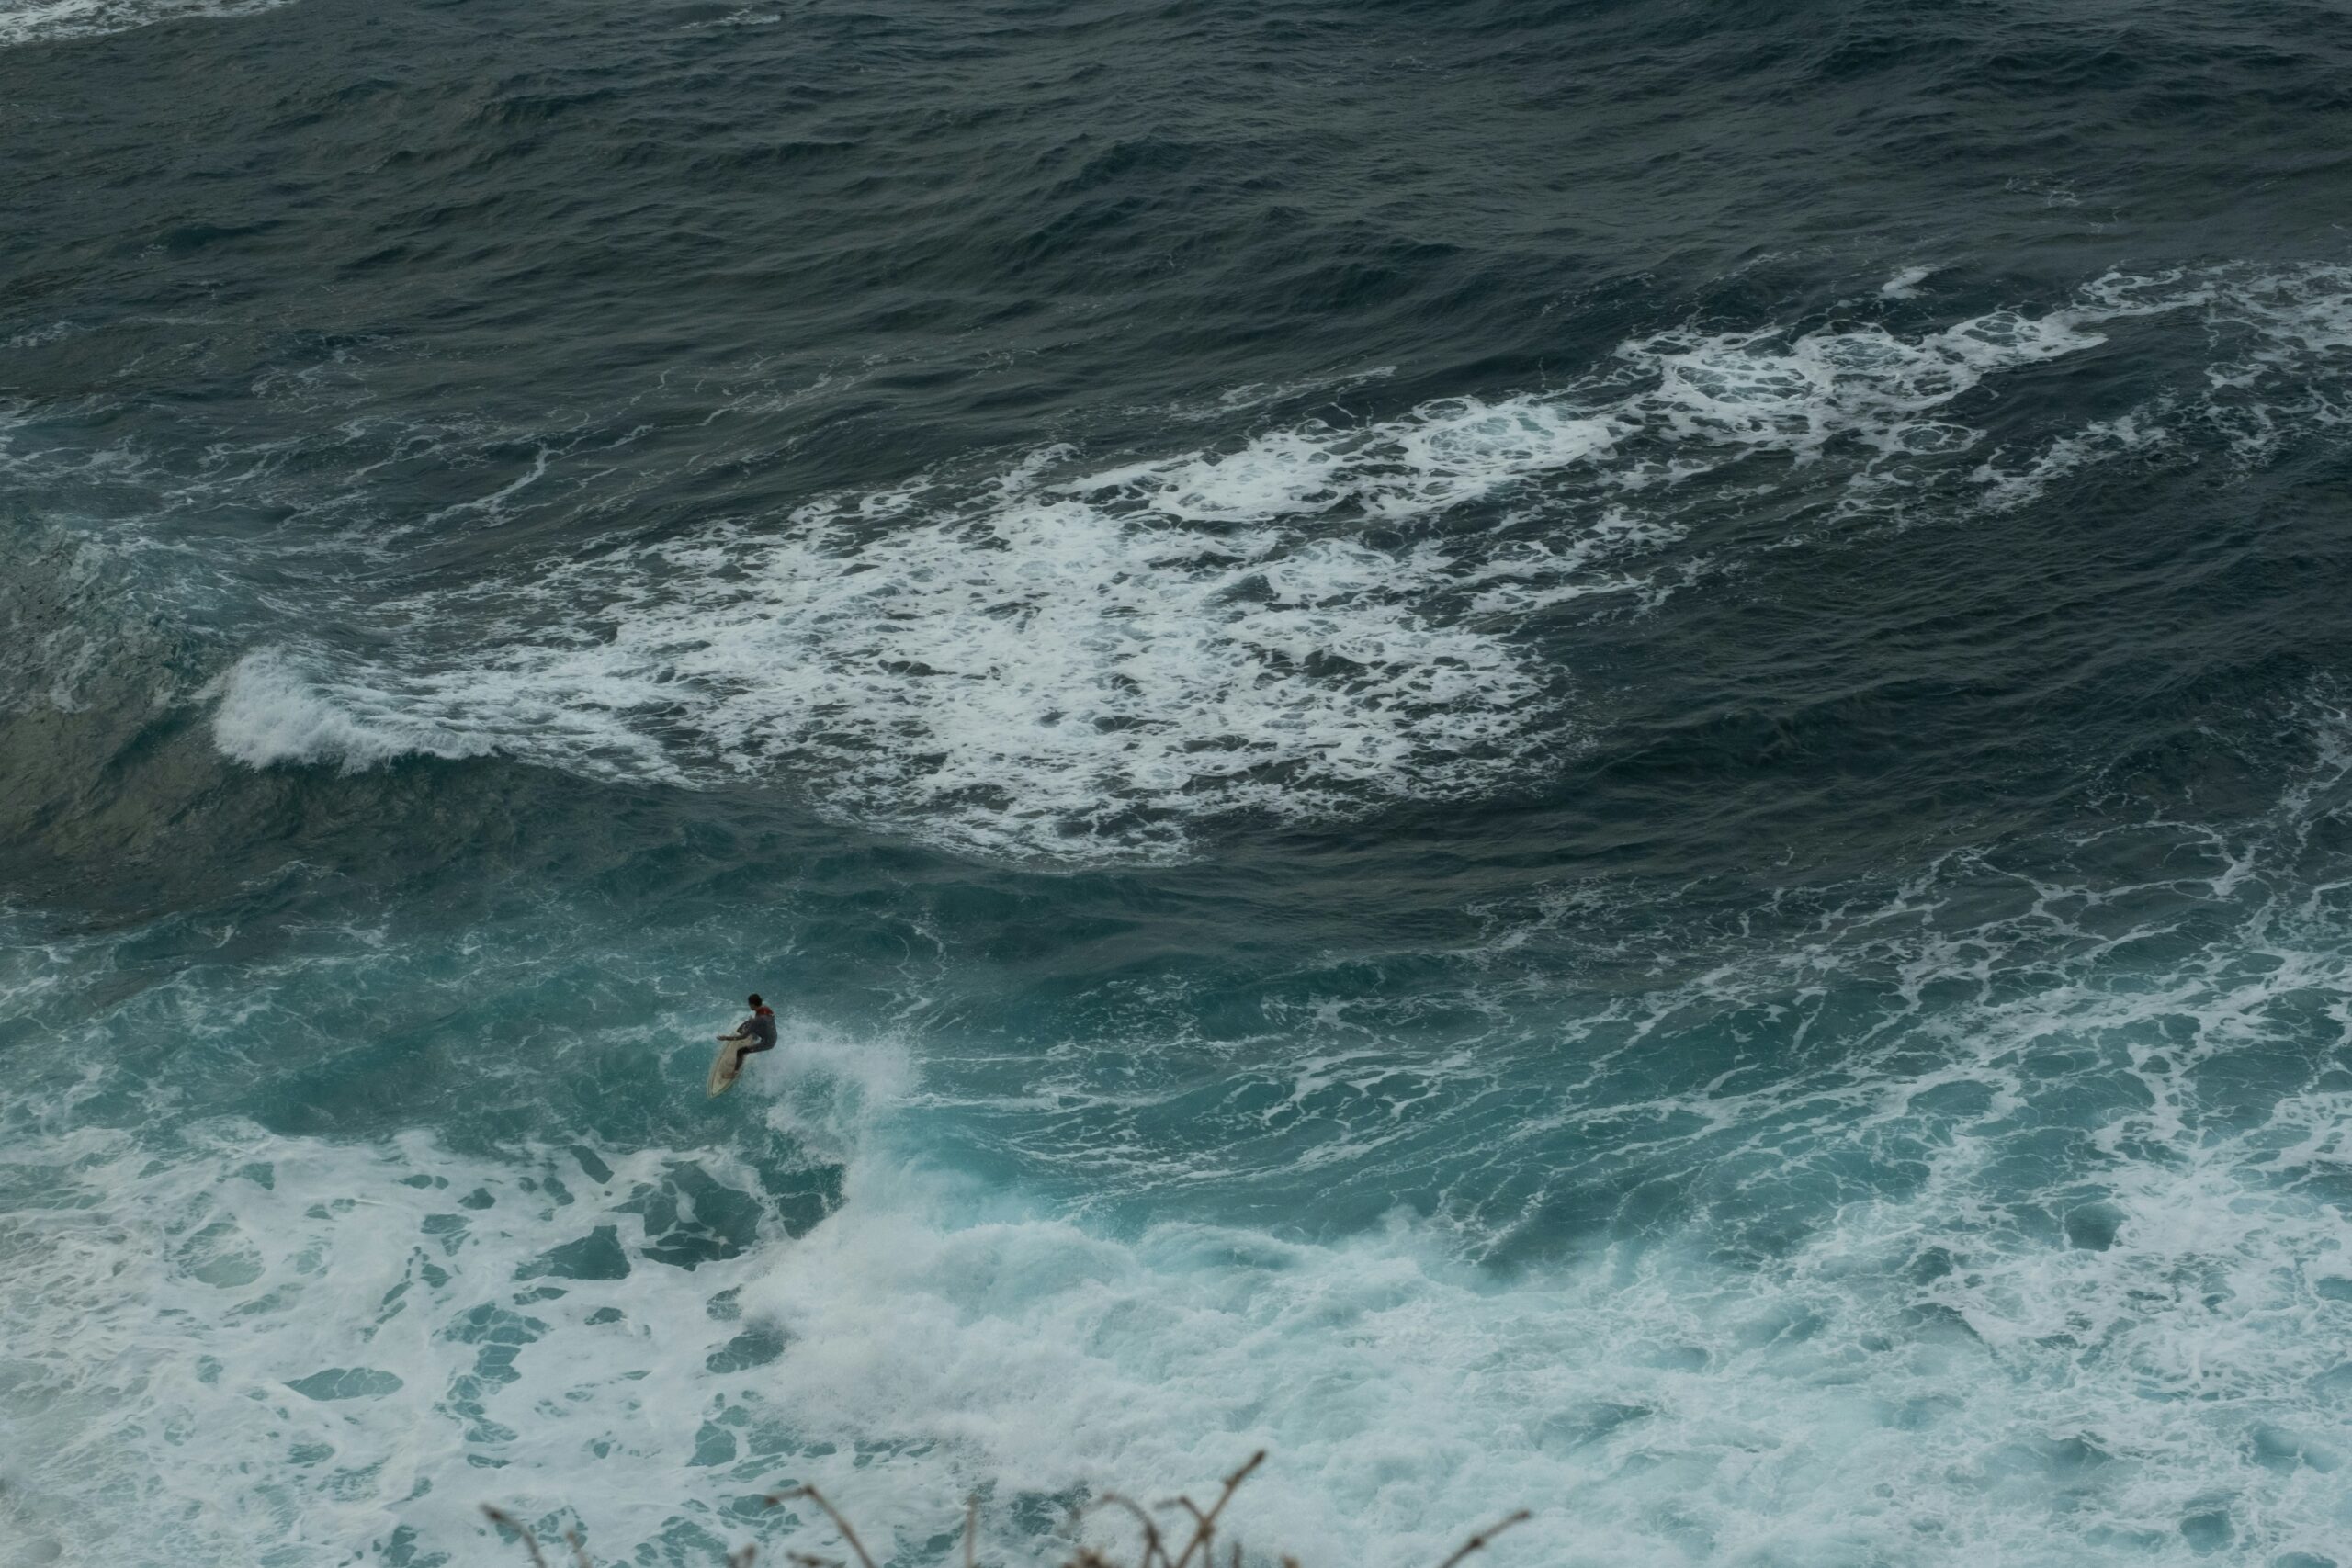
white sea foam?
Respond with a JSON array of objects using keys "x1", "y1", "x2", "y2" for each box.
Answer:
[
  {"x1": 1880, "y1": 265, "x2": 1937, "y2": 299},
  {"x1": 181, "y1": 316, "x2": 2067, "y2": 855},
  {"x1": 24, "y1": 697, "x2": 2352, "y2": 1565},
  {"x1": 211, "y1": 448, "x2": 1601, "y2": 861},
  {"x1": 210, "y1": 646, "x2": 670, "y2": 778},
  {"x1": 210, "y1": 649, "x2": 496, "y2": 772},
  {"x1": 1970, "y1": 410, "x2": 2175, "y2": 511},
  {"x1": 186, "y1": 264, "x2": 2352, "y2": 862},
  {"x1": 7, "y1": 1001, "x2": 2352, "y2": 1568}
]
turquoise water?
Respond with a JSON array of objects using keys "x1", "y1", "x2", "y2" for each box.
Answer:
[{"x1": 9, "y1": 2, "x2": 2352, "y2": 1563}]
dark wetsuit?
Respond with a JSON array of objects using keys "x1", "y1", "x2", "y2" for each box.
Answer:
[{"x1": 734, "y1": 1008, "x2": 778, "y2": 1054}]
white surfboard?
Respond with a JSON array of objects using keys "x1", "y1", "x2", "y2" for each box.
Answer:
[{"x1": 707, "y1": 1035, "x2": 749, "y2": 1098}]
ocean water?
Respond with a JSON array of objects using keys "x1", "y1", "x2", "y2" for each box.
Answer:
[{"x1": 8, "y1": 1, "x2": 2352, "y2": 1564}]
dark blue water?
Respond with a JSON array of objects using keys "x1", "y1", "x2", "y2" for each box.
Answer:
[{"x1": 8, "y1": 2, "x2": 2352, "y2": 1564}]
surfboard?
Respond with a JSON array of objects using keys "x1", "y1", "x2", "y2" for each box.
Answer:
[{"x1": 707, "y1": 1035, "x2": 749, "y2": 1098}]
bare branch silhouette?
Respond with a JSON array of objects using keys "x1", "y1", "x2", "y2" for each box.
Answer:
[
  {"x1": 1167, "y1": 1450, "x2": 1264, "y2": 1568},
  {"x1": 484, "y1": 1450, "x2": 1519, "y2": 1568},
  {"x1": 764, "y1": 1483, "x2": 877, "y2": 1568},
  {"x1": 1432, "y1": 1509, "x2": 1532, "y2": 1568},
  {"x1": 1076, "y1": 1491, "x2": 1169, "y2": 1568},
  {"x1": 480, "y1": 1506, "x2": 548, "y2": 1568}
]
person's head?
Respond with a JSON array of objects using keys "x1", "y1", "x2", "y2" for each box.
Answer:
[{"x1": 747, "y1": 993, "x2": 763, "y2": 1009}]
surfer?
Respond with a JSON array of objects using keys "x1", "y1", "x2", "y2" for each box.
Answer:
[{"x1": 717, "y1": 994, "x2": 778, "y2": 1077}]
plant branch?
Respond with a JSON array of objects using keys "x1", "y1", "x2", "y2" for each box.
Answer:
[
  {"x1": 1078, "y1": 1491, "x2": 1169, "y2": 1568},
  {"x1": 480, "y1": 1506, "x2": 549, "y2": 1568},
  {"x1": 1432, "y1": 1510, "x2": 1532, "y2": 1568},
  {"x1": 1168, "y1": 1451, "x2": 1264, "y2": 1568},
  {"x1": 764, "y1": 1484, "x2": 878, "y2": 1568}
]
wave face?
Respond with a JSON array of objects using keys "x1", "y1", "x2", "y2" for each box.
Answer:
[{"x1": 12, "y1": 1, "x2": 2352, "y2": 1566}]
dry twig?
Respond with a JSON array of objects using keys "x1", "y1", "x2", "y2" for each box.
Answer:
[
  {"x1": 485, "y1": 1454, "x2": 1520, "y2": 1568},
  {"x1": 1167, "y1": 1450, "x2": 1264, "y2": 1568},
  {"x1": 1078, "y1": 1491, "x2": 1170, "y2": 1568},
  {"x1": 480, "y1": 1506, "x2": 549, "y2": 1568},
  {"x1": 764, "y1": 1483, "x2": 878, "y2": 1568},
  {"x1": 1432, "y1": 1509, "x2": 1532, "y2": 1568}
]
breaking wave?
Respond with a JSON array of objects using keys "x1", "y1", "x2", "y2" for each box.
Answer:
[{"x1": 202, "y1": 265, "x2": 2352, "y2": 862}]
